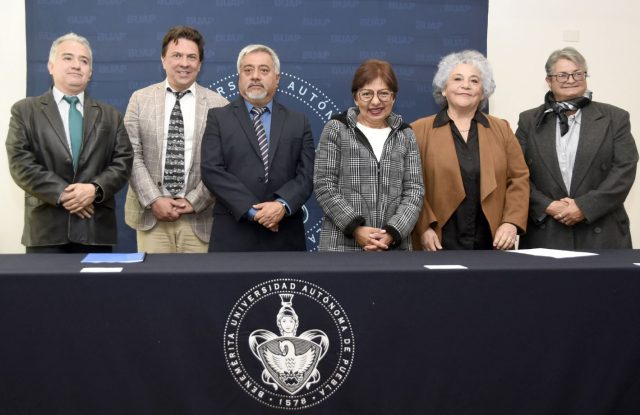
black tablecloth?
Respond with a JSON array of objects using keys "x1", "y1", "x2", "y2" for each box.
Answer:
[{"x1": 1, "y1": 250, "x2": 639, "y2": 414}]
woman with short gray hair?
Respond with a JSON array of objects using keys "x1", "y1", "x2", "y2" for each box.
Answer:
[
  {"x1": 516, "y1": 47, "x2": 638, "y2": 249},
  {"x1": 411, "y1": 50, "x2": 529, "y2": 251}
]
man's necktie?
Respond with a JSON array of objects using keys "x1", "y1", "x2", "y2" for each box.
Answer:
[
  {"x1": 63, "y1": 95, "x2": 83, "y2": 170},
  {"x1": 164, "y1": 89, "x2": 189, "y2": 196},
  {"x1": 250, "y1": 106, "x2": 269, "y2": 182}
]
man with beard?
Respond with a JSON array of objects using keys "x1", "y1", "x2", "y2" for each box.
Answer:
[{"x1": 201, "y1": 44, "x2": 315, "y2": 251}]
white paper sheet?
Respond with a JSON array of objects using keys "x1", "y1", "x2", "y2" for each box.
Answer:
[
  {"x1": 509, "y1": 248, "x2": 598, "y2": 259},
  {"x1": 423, "y1": 265, "x2": 468, "y2": 270},
  {"x1": 80, "y1": 267, "x2": 124, "y2": 273}
]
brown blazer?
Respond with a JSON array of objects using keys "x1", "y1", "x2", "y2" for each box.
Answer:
[{"x1": 410, "y1": 113, "x2": 529, "y2": 249}]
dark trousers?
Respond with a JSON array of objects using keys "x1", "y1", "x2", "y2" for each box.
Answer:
[{"x1": 26, "y1": 244, "x2": 113, "y2": 254}]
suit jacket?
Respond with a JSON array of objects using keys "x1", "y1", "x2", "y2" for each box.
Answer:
[
  {"x1": 410, "y1": 113, "x2": 529, "y2": 249},
  {"x1": 313, "y1": 108, "x2": 424, "y2": 251},
  {"x1": 201, "y1": 97, "x2": 315, "y2": 251},
  {"x1": 124, "y1": 82, "x2": 228, "y2": 242},
  {"x1": 516, "y1": 101, "x2": 638, "y2": 249},
  {"x1": 5, "y1": 90, "x2": 133, "y2": 246}
]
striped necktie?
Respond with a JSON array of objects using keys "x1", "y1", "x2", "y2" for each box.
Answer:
[
  {"x1": 250, "y1": 106, "x2": 269, "y2": 182},
  {"x1": 164, "y1": 89, "x2": 189, "y2": 196},
  {"x1": 63, "y1": 95, "x2": 83, "y2": 170}
]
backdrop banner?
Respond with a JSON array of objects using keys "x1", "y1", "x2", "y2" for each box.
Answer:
[{"x1": 26, "y1": 0, "x2": 488, "y2": 251}]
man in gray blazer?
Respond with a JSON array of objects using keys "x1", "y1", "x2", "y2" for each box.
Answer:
[
  {"x1": 6, "y1": 33, "x2": 133, "y2": 253},
  {"x1": 516, "y1": 47, "x2": 638, "y2": 249},
  {"x1": 124, "y1": 26, "x2": 228, "y2": 253},
  {"x1": 201, "y1": 44, "x2": 315, "y2": 251}
]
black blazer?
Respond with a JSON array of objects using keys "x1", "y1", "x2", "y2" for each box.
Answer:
[
  {"x1": 6, "y1": 90, "x2": 133, "y2": 246},
  {"x1": 201, "y1": 97, "x2": 315, "y2": 251},
  {"x1": 516, "y1": 101, "x2": 638, "y2": 249}
]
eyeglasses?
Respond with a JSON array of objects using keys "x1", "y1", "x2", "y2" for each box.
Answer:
[
  {"x1": 357, "y1": 89, "x2": 394, "y2": 102},
  {"x1": 549, "y1": 71, "x2": 588, "y2": 83}
]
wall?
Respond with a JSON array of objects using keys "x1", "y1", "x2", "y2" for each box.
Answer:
[
  {"x1": 1, "y1": 2, "x2": 27, "y2": 253},
  {"x1": 2, "y1": 0, "x2": 639, "y2": 252}
]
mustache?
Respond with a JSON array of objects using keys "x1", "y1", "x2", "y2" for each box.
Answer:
[{"x1": 248, "y1": 83, "x2": 264, "y2": 88}]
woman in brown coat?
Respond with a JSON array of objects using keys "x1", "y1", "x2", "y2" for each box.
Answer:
[{"x1": 411, "y1": 50, "x2": 529, "y2": 251}]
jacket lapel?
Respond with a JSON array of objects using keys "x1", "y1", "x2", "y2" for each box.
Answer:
[
  {"x1": 191, "y1": 83, "x2": 208, "y2": 174},
  {"x1": 535, "y1": 109, "x2": 569, "y2": 194},
  {"x1": 232, "y1": 98, "x2": 261, "y2": 158},
  {"x1": 477, "y1": 122, "x2": 497, "y2": 202},
  {"x1": 268, "y1": 101, "x2": 284, "y2": 163},
  {"x1": 40, "y1": 92, "x2": 70, "y2": 157},
  {"x1": 82, "y1": 94, "x2": 99, "y2": 151},
  {"x1": 193, "y1": 84, "x2": 206, "y2": 149},
  {"x1": 569, "y1": 104, "x2": 605, "y2": 195},
  {"x1": 154, "y1": 83, "x2": 166, "y2": 170},
  {"x1": 430, "y1": 124, "x2": 465, "y2": 215}
]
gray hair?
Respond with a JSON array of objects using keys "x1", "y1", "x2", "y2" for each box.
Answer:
[
  {"x1": 432, "y1": 49, "x2": 495, "y2": 110},
  {"x1": 544, "y1": 47, "x2": 588, "y2": 76},
  {"x1": 236, "y1": 44, "x2": 281, "y2": 74},
  {"x1": 48, "y1": 33, "x2": 93, "y2": 67}
]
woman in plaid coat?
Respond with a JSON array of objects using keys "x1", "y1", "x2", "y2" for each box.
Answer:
[{"x1": 313, "y1": 60, "x2": 424, "y2": 251}]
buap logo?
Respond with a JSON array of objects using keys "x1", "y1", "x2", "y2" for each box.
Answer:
[
  {"x1": 249, "y1": 293, "x2": 329, "y2": 395},
  {"x1": 224, "y1": 279, "x2": 354, "y2": 410}
]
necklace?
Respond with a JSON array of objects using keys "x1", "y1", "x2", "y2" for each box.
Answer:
[{"x1": 447, "y1": 110, "x2": 472, "y2": 133}]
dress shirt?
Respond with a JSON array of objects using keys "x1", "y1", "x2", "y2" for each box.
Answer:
[{"x1": 555, "y1": 110, "x2": 582, "y2": 193}]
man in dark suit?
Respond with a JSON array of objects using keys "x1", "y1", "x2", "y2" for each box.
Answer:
[
  {"x1": 201, "y1": 44, "x2": 315, "y2": 251},
  {"x1": 516, "y1": 47, "x2": 638, "y2": 249},
  {"x1": 5, "y1": 33, "x2": 133, "y2": 253}
]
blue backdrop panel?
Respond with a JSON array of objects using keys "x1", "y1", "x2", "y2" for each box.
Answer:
[{"x1": 26, "y1": 0, "x2": 488, "y2": 251}]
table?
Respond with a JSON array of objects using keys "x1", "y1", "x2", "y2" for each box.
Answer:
[{"x1": 1, "y1": 250, "x2": 639, "y2": 414}]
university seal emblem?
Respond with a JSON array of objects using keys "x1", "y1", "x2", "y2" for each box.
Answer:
[
  {"x1": 250, "y1": 294, "x2": 329, "y2": 395},
  {"x1": 224, "y1": 279, "x2": 354, "y2": 410}
]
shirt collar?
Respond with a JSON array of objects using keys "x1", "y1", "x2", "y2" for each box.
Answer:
[
  {"x1": 52, "y1": 86, "x2": 85, "y2": 106},
  {"x1": 244, "y1": 99, "x2": 273, "y2": 114},
  {"x1": 164, "y1": 80, "x2": 196, "y2": 97},
  {"x1": 433, "y1": 107, "x2": 489, "y2": 128}
]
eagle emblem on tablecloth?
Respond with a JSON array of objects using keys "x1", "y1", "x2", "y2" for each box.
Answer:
[{"x1": 249, "y1": 294, "x2": 329, "y2": 395}]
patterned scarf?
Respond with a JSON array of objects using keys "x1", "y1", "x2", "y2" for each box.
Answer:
[{"x1": 538, "y1": 90, "x2": 592, "y2": 136}]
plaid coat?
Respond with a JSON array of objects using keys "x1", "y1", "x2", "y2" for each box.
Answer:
[
  {"x1": 124, "y1": 82, "x2": 228, "y2": 243},
  {"x1": 314, "y1": 108, "x2": 424, "y2": 251}
]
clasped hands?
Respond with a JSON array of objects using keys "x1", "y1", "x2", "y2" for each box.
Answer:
[
  {"x1": 60, "y1": 183, "x2": 96, "y2": 219},
  {"x1": 151, "y1": 197, "x2": 194, "y2": 222},
  {"x1": 546, "y1": 197, "x2": 584, "y2": 226},
  {"x1": 253, "y1": 201, "x2": 286, "y2": 232},
  {"x1": 420, "y1": 222, "x2": 518, "y2": 251},
  {"x1": 354, "y1": 226, "x2": 393, "y2": 251}
]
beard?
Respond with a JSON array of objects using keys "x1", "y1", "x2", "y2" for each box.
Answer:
[{"x1": 245, "y1": 88, "x2": 267, "y2": 101}]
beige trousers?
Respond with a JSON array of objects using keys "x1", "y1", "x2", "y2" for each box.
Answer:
[{"x1": 137, "y1": 216, "x2": 208, "y2": 253}]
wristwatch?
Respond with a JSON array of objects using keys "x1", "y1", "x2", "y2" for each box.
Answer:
[
  {"x1": 277, "y1": 199, "x2": 288, "y2": 215},
  {"x1": 93, "y1": 183, "x2": 104, "y2": 202}
]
